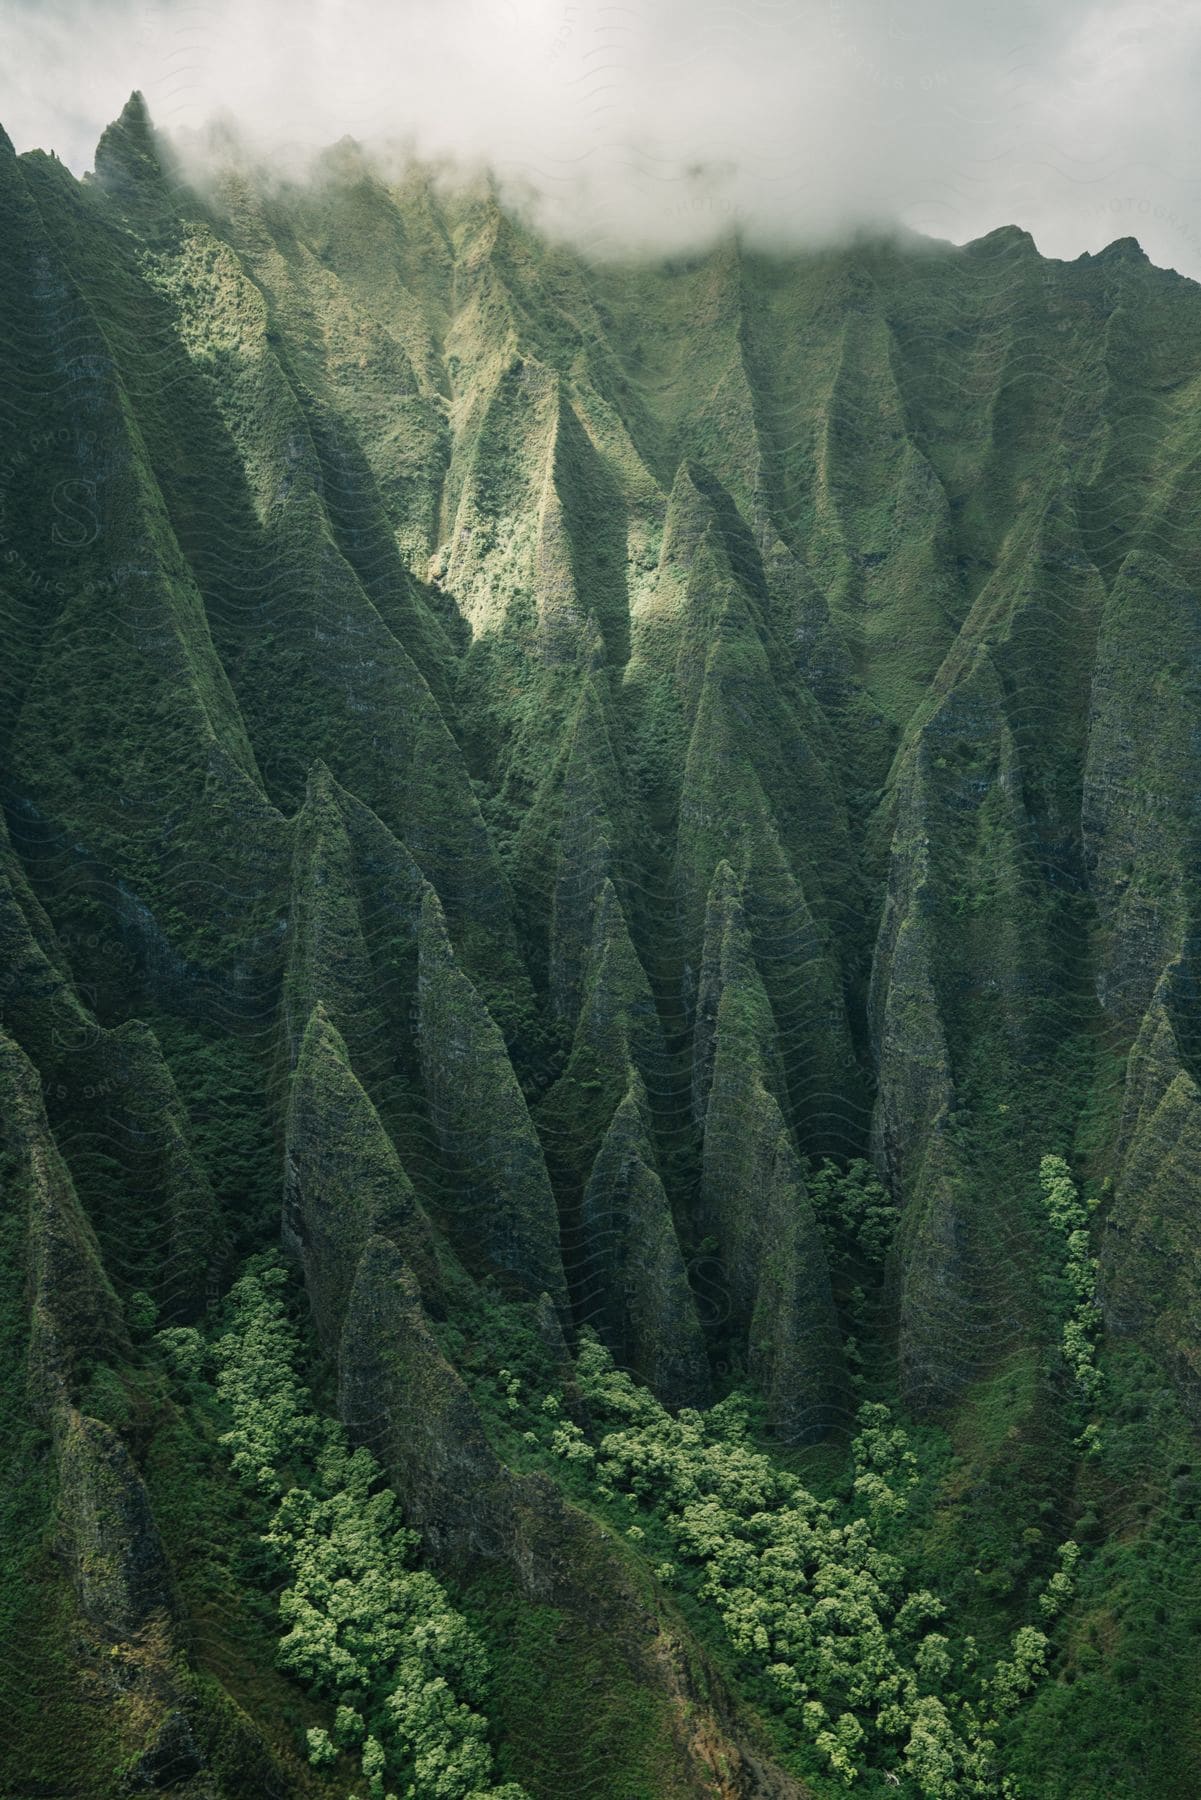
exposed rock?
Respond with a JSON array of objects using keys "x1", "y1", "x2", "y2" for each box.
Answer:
[
  {"x1": 126, "y1": 1709, "x2": 205, "y2": 1791},
  {"x1": 57, "y1": 1407, "x2": 176, "y2": 1638}
]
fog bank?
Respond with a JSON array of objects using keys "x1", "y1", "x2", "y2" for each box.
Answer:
[{"x1": 4, "y1": 0, "x2": 1201, "y2": 272}]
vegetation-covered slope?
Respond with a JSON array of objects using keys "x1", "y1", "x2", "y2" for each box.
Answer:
[{"x1": 3, "y1": 93, "x2": 1201, "y2": 1798}]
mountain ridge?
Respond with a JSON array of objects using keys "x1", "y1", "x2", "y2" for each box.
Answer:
[{"x1": 2, "y1": 92, "x2": 1200, "y2": 1799}]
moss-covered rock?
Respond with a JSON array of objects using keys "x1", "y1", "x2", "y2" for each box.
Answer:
[
  {"x1": 57, "y1": 1406, "x2": 177, "y2": 1638},
  {"x1": 578, "y1": 1072, "x2": 710, "y2": 1410},
  {"x1": 692, "y1": 859, "x2": 787, "y2": 1128},
  {"x1": 1102, "y1": 967, "x2": 1201, "y2": 1419},
  {"x1": 0, "y1": 1031, "x2": 127, "y2": 1418},
  {"x1": 1083, "y1": 550, "x2": 1201, "y2": 1032},
  {"x1": 16, "y1": 88, "x2": 1201, "y2": 1790},
  {"x1": 695, "y1": 864, "x2": 846, "y2": 1440},
  {"x1": 0, "y1": 808, "x2": 98, "y2": 1071},
  {"x1": 284, "y1": 1004, "x2": 451, "y2": 1346},
  {"x1": 670, "y1": 521, "x2": 862, "y2": 1155},
  {"x1": 870, "y1": 649, "x2": 1045, "y2": 1408},
  {"x1": 338, "y1": 1236, "x2": 526, "y2": 1562},
  {"x1": 282, "y1": 761, "x2": 385, "y2": 1080},
  {"x1": 84, "y1": 1020, "x2": 223, "y2": 1323},
  {"x1": 417, "y1": 888, "x2": 568, "y2": 1309},
  {"x1": 538, "y1": 876, "x2": 668, "y2": 1190},
  {"x1": 546, "y1": 681, "x2": 628, "y2": 1023}
]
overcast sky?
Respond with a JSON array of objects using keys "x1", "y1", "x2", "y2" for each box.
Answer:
[{"x1": 3, "y1": 0, "x2": 1201, "y2": 271}]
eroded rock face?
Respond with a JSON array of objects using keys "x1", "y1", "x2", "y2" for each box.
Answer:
[
  {"x1": 538, "y1": 876, "x2": 669, "y2": 1205},
  {"x1": 701, "y1": 1023, "x2": 847, "y2": 1443},
  {"x1": 668, "y1": 498, "x2": 862, "y2": 1161},
  {"x1": 890, "y1": 1130, "x2": 982, "y2": 1415},
  {"x1": 86, "y1": 1019, "x2": 223, "y2": 1325},
  {"x1": 57, "y1": 1407, "x2": 177, "y2": 1638},
  {"x1": 282, "y1": 761, "x2": 390, "y2": 1089},
  {"x1": 127, "y1": 1709, "x2": 206, "y2": 1792},
  {"x1": 1076, "y1": 552, "x2": 1201, "y2": 1422},
  {"x1": 1102, "y1": 967, "x2": 1201, "y2": 1418},
  {"x1": 2, "y1": 1019, "x2": 277, "y2": 1792},
  {"x1": 283, "y1": 1003, "x2": 448, "y2": 1346},
  {"x1": 578, "y1": 1073, "x2": 710, "y2": 1411},
  {"x1": 0, "y1": 1031, "x2": 128, "y2": 1417},
  {"x1": 547, "y1": 684, "x2": 628, "y2": 1024},
  {"x1": 1083, "y1": 551, "x2": 1201, "y2": 1030},
  {"x1": 694, "y1": 863, "x2": 846, "y2": 1440},
  {"x1": 338, "y1": 1237, "x2": 525, "y2": 1563},
  {"x1": 869, "y1": 649, "x2": 1045, "y2": 1411},
  {"x1": 417, "y1": 887, "x2": 569, "y2": 1309}
]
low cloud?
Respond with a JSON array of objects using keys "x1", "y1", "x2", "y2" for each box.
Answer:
[{"x1": 4, "y1": 0, "x2": 1201, "y2": 272}]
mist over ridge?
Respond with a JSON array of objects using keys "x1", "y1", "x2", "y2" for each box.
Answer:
[{"x1": 5, "y1": 0, "x2": 1201, "y2": 270}]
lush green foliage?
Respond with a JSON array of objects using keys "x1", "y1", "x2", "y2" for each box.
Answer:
[
  {"x1": 513, "y1": 1332, "x2": 1093, "y2": 1795},
  {"x1": 809, "y1": 1159, "x2": 899, "y2": 1277},
  {"x1": 1039, "y1": 1157, "x2": 1103, "y2": 1413},
  {"x1": 199, "y1": 1260, "x2": 527, "y2": 1800}
]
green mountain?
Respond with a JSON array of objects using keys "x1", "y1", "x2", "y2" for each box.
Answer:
[{"x1": 2, "y1": 92, "x2": 1201, "y2": 1798}]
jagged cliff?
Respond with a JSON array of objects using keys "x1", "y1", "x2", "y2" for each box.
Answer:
[{"x1": 2, "y1": 91, "x2": 1201, "y2": 1799}]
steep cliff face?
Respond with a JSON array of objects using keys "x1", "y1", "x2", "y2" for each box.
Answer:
[
  {"x1": 1083, "y1": 550, "x2": 1201, "y2": 1030},
  {"x1": 1, "y1": 1028, "x2": 279, "y2": 1797},
  {"x1": 869, "y1": 649, "x2": 1044, "y2": 1409},
  {"x1": 693, "y1": 863, "x2": 846, "y2": 1438},
  {"x1": 283, "y1": 1005, "x2": 451, "y2": 1344},
  {"x1": 3, "y1": 1030, "x2": 128, "y2": 1417},
  {"x1": 1076, "y1": 547, "x2": 1201, "y2": 1421},
  {"x1": 4, "y1": 90, "x2": 1201, "y2": 1798},
  {"x1": 577, "y1": 1070, "x2": 710, "y2": 1409},
  {"x1": 1102, "y1": 967, "x2": 1201, "y2": 1415},
  {"x1": 417, "y1": 888, "x2": 570, "y2": 1308}
]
